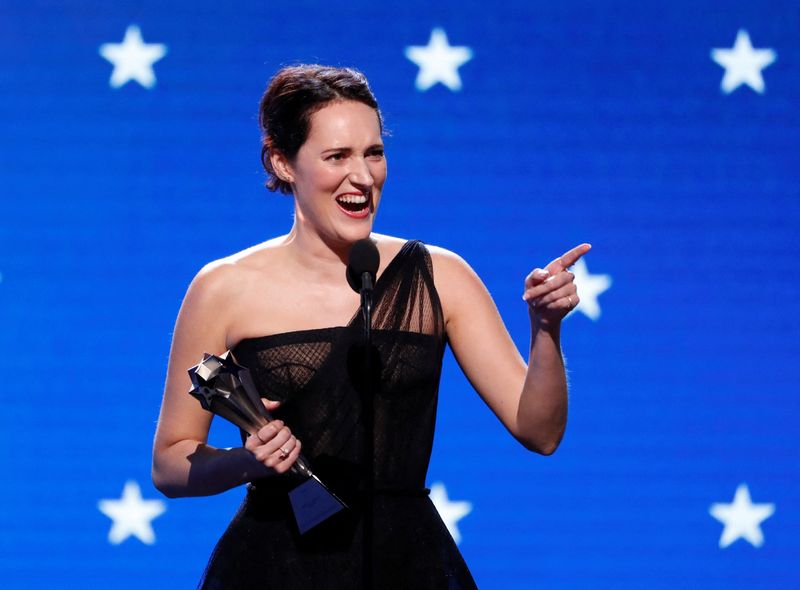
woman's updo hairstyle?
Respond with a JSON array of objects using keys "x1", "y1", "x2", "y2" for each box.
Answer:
[{"x1": 259, "y1": 64, "x2": 384, "y2": 194}]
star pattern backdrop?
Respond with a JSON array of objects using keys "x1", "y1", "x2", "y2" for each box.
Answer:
[{"x1": 1, "y1": 0, "x2": 799, "y2": 588}]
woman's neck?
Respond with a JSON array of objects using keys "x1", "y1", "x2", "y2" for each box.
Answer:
[{"x1": 282, "y1": 219, "x2": 362, "y2": 285}]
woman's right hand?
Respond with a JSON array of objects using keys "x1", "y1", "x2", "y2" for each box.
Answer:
[{"x1": 243, "y1": 399, "x2": 302, "y2": 475}]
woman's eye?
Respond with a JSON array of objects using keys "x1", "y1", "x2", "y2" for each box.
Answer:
[{"x1": 327, "y1": 150, "x2": 383, "y2": 161}]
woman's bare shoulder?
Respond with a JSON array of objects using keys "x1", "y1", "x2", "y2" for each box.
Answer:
[
  {"x1": 187, "y1": 236, "x2": 289, "y2": 301},
  {"x1": 420, "y1": 243, "x2": 490, "y2": 327},
  {"x1": 424, "y1": 243, "x2": 463, "y2": 261},
  {"x1": 422, "y1": 243, "x2": 473, "y2": 279},
  {"x1": 219, "y1": 235, "x2": 289, "y2": 270}
]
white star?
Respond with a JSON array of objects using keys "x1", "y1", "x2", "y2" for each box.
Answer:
[
  {"x1": 98, "y1": 480, "x2": 166, "y2": 545},
  {"x1": 430, "y1": 482, "x2": 472, "y2": 544},
  {"x1": 99, "y1": 25, "x2": 167, "y2": 89},
  {"x1": 567, "y1": 258, "x2": 611, "y2": 321},
  {"x1": 711, "y1": 30, "x2": 776, "y2": 94},
  {"x1": 709, "y1": 483, "x2": 775, "y2": 548},
  {"x1": 405, "y1": 28, "x2": 473, "y2": 92}
]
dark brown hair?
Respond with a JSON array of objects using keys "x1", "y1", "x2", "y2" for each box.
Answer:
[{"x1": 258, "y1": 64, "x2": 384, "y2": 194}]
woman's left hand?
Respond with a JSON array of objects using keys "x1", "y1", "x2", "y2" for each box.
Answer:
[{"x1": 522, "y1": 243, "x2": 592, "y2": 328}]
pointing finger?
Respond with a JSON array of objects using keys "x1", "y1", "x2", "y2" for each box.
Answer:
[{"x1": 546, "y1": 243, "x2": 592, "y2": 273}]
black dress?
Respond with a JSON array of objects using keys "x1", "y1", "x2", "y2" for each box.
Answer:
[{"x1": 198, "y1": 240, "x2": 478, "y2": 589}]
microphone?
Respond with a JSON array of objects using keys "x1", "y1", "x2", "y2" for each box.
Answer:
[
  {"x1": 345, "y1": 240, "x2": 380, "y2": 590},
  {"x1": 346, "y1": 238, "x2": 380, "y2": 294}
]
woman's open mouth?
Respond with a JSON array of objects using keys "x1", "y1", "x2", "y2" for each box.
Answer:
[{"x1": 335, "y1": 192, "x2": 371, "y2": 219}]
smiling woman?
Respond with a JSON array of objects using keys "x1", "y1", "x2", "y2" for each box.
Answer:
[
  {"x1": 271, "y1": 99, "x2": 387, "y2": 241},
  {"x1": 258, "y1": 65, "x2": 386, "y2": 196},
  {"x1": 151, "y1": 64, "x2": 587, "y2": 589}
]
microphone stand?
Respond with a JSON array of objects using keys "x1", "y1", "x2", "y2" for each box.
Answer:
[{"x1": 360, "y1": 270, "x2": 375, "y2": 590}]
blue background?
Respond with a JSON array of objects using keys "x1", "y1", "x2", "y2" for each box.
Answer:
[{"x1": 1, "y1": 0, "x2": 799, "y2": 587}]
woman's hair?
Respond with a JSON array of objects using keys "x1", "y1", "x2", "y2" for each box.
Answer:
[{"x1": 258, "y1": 64, "x2": 384, "y2": 194}]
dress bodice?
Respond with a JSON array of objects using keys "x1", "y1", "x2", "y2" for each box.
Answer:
[{"x1": 230, "y1": 240, "x2": 446, "y2": 495}]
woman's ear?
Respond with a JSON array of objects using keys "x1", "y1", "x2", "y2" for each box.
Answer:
[{"x1": 270, "y1": 150, "x2": 294, "y2": 184}]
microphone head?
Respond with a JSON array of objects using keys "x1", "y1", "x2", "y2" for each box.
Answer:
[{"x1": 346, "y1": 238, "x2": 380, "y2": 293}]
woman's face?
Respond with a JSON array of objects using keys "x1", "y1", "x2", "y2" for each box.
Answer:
[{"x1": 284, "y1": 100, "x2": 387, "y2": 245}]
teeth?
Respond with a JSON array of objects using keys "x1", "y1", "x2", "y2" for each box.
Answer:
[{"x1": 336, "y1": 194, "x2": 367, "y2": 204}]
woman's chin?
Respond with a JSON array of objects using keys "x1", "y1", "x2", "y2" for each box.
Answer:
[
  {"x1": 336, "y1": 218, "x2": 376, "y2": 242},
  {"x1": 314, "y1": 224, "x2": 374, "y2": 249}
]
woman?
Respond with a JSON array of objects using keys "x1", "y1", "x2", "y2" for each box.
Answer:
[{"x1": 152, "y1": 64, "x2": 589, "y2": 589}]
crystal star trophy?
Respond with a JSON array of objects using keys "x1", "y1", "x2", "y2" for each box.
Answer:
[{"x1": 188, "y1": 351, "x2": 346, "y2": 534}]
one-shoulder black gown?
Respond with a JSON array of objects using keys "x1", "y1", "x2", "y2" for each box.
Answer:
[{"x1": 198, "y1": 240, "x2": 478, "y2": 589}]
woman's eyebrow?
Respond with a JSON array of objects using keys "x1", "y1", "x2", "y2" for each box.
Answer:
[{"x1": 321, "y1": 144, "x2": 383, "y2": 153}]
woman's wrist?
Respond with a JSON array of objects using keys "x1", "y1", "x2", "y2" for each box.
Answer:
[{"x1": 529, "y1": 309, "x2": 562, "y2": 338}]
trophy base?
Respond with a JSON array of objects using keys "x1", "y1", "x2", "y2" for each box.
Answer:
[{"x1": 289, "y1": 475, "x2": 348, "y2": 534}]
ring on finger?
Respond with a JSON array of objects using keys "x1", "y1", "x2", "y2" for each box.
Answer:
[
  {"x1": 567, "y1": 295, "x2": 574, "y2": 308},
  {"x1": 279, "y1": 447, "x2": 290, "y2": 460}
]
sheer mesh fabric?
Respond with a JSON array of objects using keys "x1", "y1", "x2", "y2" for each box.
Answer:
[
  {"x1": 198, "y1": 241, "x2": 477, "y2": 590},
  {"x1": 249, "y1": 342, "x2": 333, "y2": 393}
]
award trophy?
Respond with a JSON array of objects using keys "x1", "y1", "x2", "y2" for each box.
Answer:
[{"x1": 188, "y1": 351, "x2": 347, "y2": 534}]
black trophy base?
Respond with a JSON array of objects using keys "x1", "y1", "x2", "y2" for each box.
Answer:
[{"x1": 288, "y1": 475, "x2": 348, "y2": 534}]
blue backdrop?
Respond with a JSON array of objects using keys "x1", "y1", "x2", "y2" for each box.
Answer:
[{"x1": 1, "y1": 1, "x2": 799, "y2": 587}]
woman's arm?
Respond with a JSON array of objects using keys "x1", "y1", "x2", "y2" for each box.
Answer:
[
  {"x1": 151, "y1": 262, "x2": 300, "y2": 498},
  {"x1": 431, "y1": 243, "x2": 590, "y2": 455}
]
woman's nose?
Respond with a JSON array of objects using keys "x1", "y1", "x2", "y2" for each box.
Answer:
[{"x1": 348, "y1": 157, "x2": 374, "y2": 187}]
